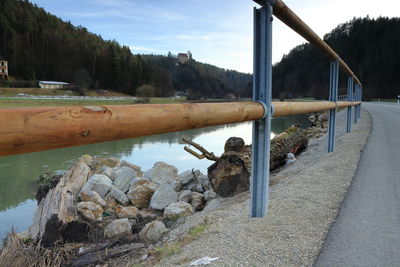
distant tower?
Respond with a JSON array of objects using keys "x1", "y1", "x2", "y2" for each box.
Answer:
[{"x1": 187, "y1": 50, "x2": 192, "y2": 60}]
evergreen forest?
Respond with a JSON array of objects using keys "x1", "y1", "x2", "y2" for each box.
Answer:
[
  {"x1": 272, "y1": 16, "x2": 400, "y2": 100},
  {"x1": 0, "y1": 0, "x2": 252, "y2": 98}
]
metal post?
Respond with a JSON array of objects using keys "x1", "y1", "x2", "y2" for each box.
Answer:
[
  {"x1": 251, "y1": 4, "x2": 272, "y2": 218},
  {"x1": 358, "y1": 86, "x2": 362, "y2": 118},
  {"x1": 354, "y1": 84, "x2": 358, "y2": 124},
  {"x1": 328, "y1": 60, "x2": 339, "y2": 153},
  {"x1": 346, "y1": 76, "x2": 353, "y2": 133},
  {"x1": 357, "y1": 86, "x2": 360, "y2": 118}
]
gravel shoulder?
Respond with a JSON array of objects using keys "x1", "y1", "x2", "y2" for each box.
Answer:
[{"x1": 154, "y1": 108, "x2": 371, "y2": 267}]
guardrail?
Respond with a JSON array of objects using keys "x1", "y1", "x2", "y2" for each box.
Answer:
[
  {"x1": 0, "y1": 0, "x2": 362, "y2": 218},
  {"x1": 0, "y1": 101, "x2": 358, "y2": 157}
]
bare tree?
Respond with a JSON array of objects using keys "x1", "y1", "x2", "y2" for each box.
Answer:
[{"x1": 136, "y1": 84, "x2": 155, "y2": 103}]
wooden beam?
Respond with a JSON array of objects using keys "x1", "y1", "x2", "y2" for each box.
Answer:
[
  {"x1": 0, "y1": 101, "x2": 361, "y2": 157},
  {"x1": 0, "y1": 102, "x2": 264, "y2": 156}
]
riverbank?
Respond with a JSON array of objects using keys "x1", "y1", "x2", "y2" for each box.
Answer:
[
  {"x1": 0, "y1": 96, "x2": 186, "y2": 108},
  {"x1": 152, "y1": 108, "x2": 371, "y2": 267}
]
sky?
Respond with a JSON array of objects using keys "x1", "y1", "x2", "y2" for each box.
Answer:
[{"x1": 29, "y1": 0, "x2": 400, "y2": 73}]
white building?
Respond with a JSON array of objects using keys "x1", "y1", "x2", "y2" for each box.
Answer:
[
  {"x1": 39, "y1": 81, "x2": 70, "y2": 89},
  {"x1": 0, "y1": 57, "x2": 8, "y2": 80},
  {"x1": 177, "y1": 53, "x2": 189, "y2": 64}
]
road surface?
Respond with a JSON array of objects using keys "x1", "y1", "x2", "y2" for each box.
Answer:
[{"x1": 315, "y1": 102, "x2": 400, "y2": 266}]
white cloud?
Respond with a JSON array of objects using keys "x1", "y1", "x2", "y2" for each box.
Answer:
[
  {"x1": 129, "y1": 46, "x2": 162, "y2": 54},
  {"x1": 175, "y1": 34, "x2": 211, "y2": 41}
]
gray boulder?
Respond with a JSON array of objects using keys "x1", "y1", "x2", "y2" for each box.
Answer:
[
  {"x1": 127, "y1": 181, "x2": 157, "y2": 208},
  {"x1": 79, "y1": 190, "x2": 106, "y2": 207},
  {"x1": 170, "y1": 180, "x2": 182, "y2": 192},
  {"x1": 144, "y1": 162, "x2": 178, "y2": 186},
  {"x1": 183, "y1": 180, "x2": 204, "y2": 193},
  {"x1": 100, "y1": 166, "x2": 113, "y2": 178},
  {"x1": 150, "y1": 183, "x2": 178, "y2": 210},
  {"x1": 191, "y1": 192, "x2": 204, "y2": 211},
  {"x1": 164, "y1": 201, "x2": 194, "y2": 220},
  {"x1": 104, "y1": 194, "x2": 119, "y2": 210},
  {"x1": 198, "y1": 173, "x2": 211, "y2": 191},
  {"x1": 139, "y1": 221, "x2": 168, "y2": 243},
  {"x1": 129, "y1": 177, "x2": 150, "y2": 189},
  {"x1": 120, "y1": 160, "x2": 144, "y2": 177},
  {"x1": 115, "y1": 206, "x2": 139, "y2": 219},
  {"x1": 177, "y1": 170, "x2": 195, "y2": 185},
  {"x1": 80, "y1": 174, "x2": 113, "y2": 198},
  {"x1": 112, "y1": 166, "x2": 137, "y2": 192},
  {"x1": 181, "y1": 170, "x2": 208, "y2": 193},
  {"x1": 139, "y1": 209, "x2": 161, "y2": 223},
  {"x1": 104, "y1": 218, "x2": 132, "y2": 238},
  {"x1": 108, "y1": 186, "x2": 130, "y2": 206},
  {"x1": 77, "y1": 201, "x2": 103, "y2": 222},
  {"x1": 204, "y1": 189, "x2": 217, "y2": 201},
  {"x1": 178, "y1": 190, "x2": 192, "y2": 203}
]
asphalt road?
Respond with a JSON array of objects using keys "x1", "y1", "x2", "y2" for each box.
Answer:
[{"x1": 314, "y1": 103, "x2": 400, "y2": 266}]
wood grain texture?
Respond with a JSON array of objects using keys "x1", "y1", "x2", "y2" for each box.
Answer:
[
  {"x1": 0, "y1": 101, "x2": 360, "y2": 157},
  {"x1": 0, "y1": 102, "x2": 264, "y2": 156}
]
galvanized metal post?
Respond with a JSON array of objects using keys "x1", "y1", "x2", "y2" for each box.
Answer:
[
  {"x1": 328, "y1": 60, "x2": 339, "y2": 153},
  {"x1": 354, "y1": 83, "x2": 358, "y2": 124},
  {"x1": 250, "y1": 4, "x2": 272, "y2": 218},
  {"x1": 346, "y1": 76, "x2": 353, "y2": 133},
  {"x1": 358, "y1": 86, "x2": 362, "y2": 118}
]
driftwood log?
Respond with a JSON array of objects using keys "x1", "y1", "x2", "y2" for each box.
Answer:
[
  {"x1": 28, "y1": 155, "x2": 93, "y2": 247},
  {"x1": 269, "y1": 125, "x2": 309, "y2": 170},
  {"x1": 182, "y1": 125, "x2": 309, "y2": 197},
  {"x1": 207, "y1": 137, "x2": 250, "y2": 197},
  {"x1": 71, "y1": 243, "x2": 145, "y2": 267},
  {"x1": 182, "y1": 138, "x2": 219, "y2": 161}
]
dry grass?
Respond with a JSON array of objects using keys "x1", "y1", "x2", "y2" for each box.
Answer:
[
  {"x1": 0, "y1": 87, "x2": 77, "y2": 97},
  {"x1": 0, "y1": 233, "x2": 76, "y2": 267},
  {"x1": 0, "y1": 98, "x2": 138, "y2": 108},
  {"x1": 0, "y1": 87, "x2": 132, "y2": 97},
  {"x1": 0, "y1": 233, "x2": 33, "y2": 267}
]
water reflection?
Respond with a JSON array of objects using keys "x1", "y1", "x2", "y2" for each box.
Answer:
[{"x1": 0, "y1": 115, "x2": 310, "y2": 238}]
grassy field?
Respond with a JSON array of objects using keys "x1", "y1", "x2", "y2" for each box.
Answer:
[
  {"x1": 289, "y1": 97, "x2": 317, "y2": 102},
  {"x1": 0, "y1": 87, "x2": 131, "y2": 97},
  {"x1": 0, "y1": 97, "x2": 186, "y2": 108},
  {"x1": 0, "y1": 87, "x2": 78, "y2": 97},
  {"x1": 370, "y1": 99, "x2": 397, "y2": 102}
]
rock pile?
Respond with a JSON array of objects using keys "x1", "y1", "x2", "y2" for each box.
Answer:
[
  {"x1": 29, "y1": 155, "x2": 217, "y2": 247},
  {"x1": 307, "y1": 112, "x2": 328, "y2": 138}
]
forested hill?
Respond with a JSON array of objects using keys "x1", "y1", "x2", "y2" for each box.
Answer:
[
  {"x1": 0, "y1": 0, "x2": 251, "y2": 98},
  {"x1": 272, "y1": 17, "x2": 400, "y2": 100}
]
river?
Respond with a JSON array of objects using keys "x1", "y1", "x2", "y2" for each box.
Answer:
[{"x1": 0, "y1": 115, "x2": 311, "y2": 241}]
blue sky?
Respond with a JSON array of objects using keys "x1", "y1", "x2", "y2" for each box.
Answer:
[{"x1": 30, "y1": 0, "x2": 399, "y2": 73}]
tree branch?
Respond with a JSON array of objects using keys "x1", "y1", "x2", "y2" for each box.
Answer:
[{"x1": 181, "y1": 138, "x2": 219, "y2": 161}]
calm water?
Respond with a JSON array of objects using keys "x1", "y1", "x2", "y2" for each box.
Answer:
[{"x1": 0, "y1": 115, "x2": 310, "y2": 239}]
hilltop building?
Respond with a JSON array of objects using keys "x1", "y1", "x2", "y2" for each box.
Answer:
[
  {"x1": 169, "y1": 51, "x2": 193, "y2": 65},
  {"x1": 39, "y1": 81, "x2": 70, "y2": 89},
  {"x1": 0, "y1": 55, "x2": 8, "y2": 80},
  {"x1": 177, "y1": 53, "x2": 189, "y2": 64}
]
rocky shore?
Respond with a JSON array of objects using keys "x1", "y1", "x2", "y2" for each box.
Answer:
[{"x1": 1, "y1": 152, "x2": 227, "y2": 266}]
